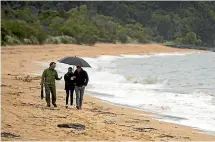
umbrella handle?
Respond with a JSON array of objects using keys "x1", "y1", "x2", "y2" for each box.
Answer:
[{"x1": 73, "y1": 64, "x2": 77, "y2": 71}]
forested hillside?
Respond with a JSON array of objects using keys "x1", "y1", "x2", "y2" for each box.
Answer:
[{"x1": 1, "y1": 1, "x2": 215, "y2": 48}]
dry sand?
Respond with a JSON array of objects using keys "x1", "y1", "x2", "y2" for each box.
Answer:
[{"x1": 1, "y1": 43, "x2": 215, "y2": 141}]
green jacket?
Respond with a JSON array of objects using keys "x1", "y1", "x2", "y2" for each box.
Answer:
[{"x1": 41, "y1": 68, "x2": 61, "y2": 86}]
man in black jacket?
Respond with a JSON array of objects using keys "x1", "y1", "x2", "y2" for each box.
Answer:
[
  {"x1": 74, "y1": 65, "x2": 89, "y2": 110},
  {"x1": 64, "y1": 67, "x2": 75, "y2": 108}
]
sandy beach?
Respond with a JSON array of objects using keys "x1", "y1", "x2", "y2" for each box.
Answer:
[{"x1": 1, "y1": 43, "x2": 215, "y2": 141}]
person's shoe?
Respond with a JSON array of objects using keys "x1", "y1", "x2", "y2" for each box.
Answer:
[
  {"x1": 53, "y1": 104, "x2": 57, "y2": 107},
  {"x1": 66, "y1": 104, "x2": 68, "y2": 108},
  {"x1": 79, "y1": 106, "x2": 82, "y2": 110},
  {"x1": 76, "y1": 106, "x2": 80, "y2": 110},
  {"x1": 47, "y1": 104, "x2": 51, "y2": 107}
]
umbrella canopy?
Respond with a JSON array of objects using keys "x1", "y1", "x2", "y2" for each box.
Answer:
[{"x1": 58, "y1": 56, "x2": 91, "y2": 67}]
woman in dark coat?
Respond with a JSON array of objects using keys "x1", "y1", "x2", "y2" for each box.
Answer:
[{"x1": 64, "y1": 67, "x2": 75, "y2": 108}]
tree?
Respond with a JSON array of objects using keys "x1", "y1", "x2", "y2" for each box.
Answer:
[
  {"x1": 185, "y1": 32, "x2": 201, "y2": 45},
  {"x1": 1, "y1": 1, "x2": 215, "y2": 47},
  {"x1": 118, "y1": 33, "x2": 128, "y2": 43}
]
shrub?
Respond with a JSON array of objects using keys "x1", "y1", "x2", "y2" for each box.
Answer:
[
  {"x1": 60, "y1": 36, "x2": 76, "y2": 44},
  {"x1": 118, "y1": 33, "x2": 128, "y2": 43},
  {"x1": 23, "y1": 38, "x2": 32, "y2": 44},
  {"x1": 45, "y1": 36, "x2": 76, "y2": 44},
  {"x1": 174, "y1": 37, "x2": 184, "y2": 44},
  {"x1": 5, "y1": 35, "x2": 22, "y2": 45},
  {"x1": 127, "y1": 36, "x2": 138, "y2": 43},
  {"x1": 30, "y1": 36, "x2": 39, "y2": 44}
]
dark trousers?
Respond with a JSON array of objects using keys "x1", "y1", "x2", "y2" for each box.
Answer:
[{"x1": 66, "y1": 87, "x2": 75, "y2": 105}]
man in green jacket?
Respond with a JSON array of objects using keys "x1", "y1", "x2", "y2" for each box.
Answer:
[{"x1": 41, "y1": 62, "x2": 62, "y2": 107}]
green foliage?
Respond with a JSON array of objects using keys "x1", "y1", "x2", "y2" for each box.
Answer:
[
  {"x1": 3, "y1": 20, "x2": 33, "y2": 38},
  {"x1": 1, "y1": 20, "x2": 47, "y2": 44},
  {"x1": 49, "y1": 16, "x2": 65, "y2": 35},
  {"x1": 5, "y1": 35, "x2": 22, "y2": 45},
  {"x1": 174, "y1": 37, "x2": 184, "y2": 44},
  {"x1": 15, "y1": 8, "x2": 36, "y2": 23},
  {"x1": 153, "y1": 35, "x2": 164, "y2": 42},
  {"x1": 118, "y1": 33, "x2": 128, "y2": 43},
  {"x1": 23, "y1": 38, "x2": 32, "y2": 44},
  {"x1": 1, "y1": 1, "x2": 215, "y2": 48},
  {"x1": 163, "y1": 41, "x2": 175, "y2": 46},
  {"x1": 39, "y1": 10, "x2": 59, "y2": 21},
  {"x1": 45, "y1": 36, "x2": 76, "y2": 44},
  {"x1": 184, "y1": 32, "x2": 201, "y2": 45},
  {"x1": 30, "y1": 36, "x2": 39, "y2": 44}
]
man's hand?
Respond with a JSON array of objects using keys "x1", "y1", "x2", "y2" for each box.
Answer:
[
  {"x1": 59, "y1": 76, "x2": 62, "y2": 80},
  {"x1": 71, "y1": 76, "x2": 76, "y2": 80}
]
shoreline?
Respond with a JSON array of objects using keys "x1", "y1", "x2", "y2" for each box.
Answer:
[
  {"x1": 2, "y1": 43, "x2": 215, "y2": 141},
  {"x1": 80, "y1": 90, "x2": 215, "y2": 136}
]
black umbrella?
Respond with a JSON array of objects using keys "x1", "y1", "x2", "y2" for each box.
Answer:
[{"x1": 58, "y1": 56, "x2": 91, "y2": 67}]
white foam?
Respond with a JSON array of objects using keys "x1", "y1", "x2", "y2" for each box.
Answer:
[
  {"x1": 120, "y1": 52, "x2": 195, "y2": 59},
  {"x1": 153, "y1": 52, "x2": 191, "y2": 56},
  {"x1": 97, "y1": 55, "x2": 122, "y2": 61},
  {"x1": 120, "y1": 54, "x2": 151, "y2": 58}
]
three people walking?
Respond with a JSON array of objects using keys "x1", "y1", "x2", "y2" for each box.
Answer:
[{"x1": 41, "y1": 62, "x2": 89, "y2": 110}]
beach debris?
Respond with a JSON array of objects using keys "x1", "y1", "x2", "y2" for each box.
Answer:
[
  {"x1": 57, "y1": 123, "x2": 85, "y2": 131},
  {"x1": 21, "y1": 102, "x2": 34, "y2": 107},
  {"x1": 13, "y1": 75, "x2": 41, "y2": 82},
  {"x1": 7, "y1": 74, "x2": 18, "y2": 76},
  {"x1": 134, "y1": 127, "x2": 157, "y2": 132},
  {"x1": 88, "y1": 102, "x2": 96, "y2": 105},
  {"x1": 1, "y1": 84, "x2": 11, "y2": 87},
  {"x1": 29, "y1": 86, "x2": 40, "y2": 90},
  {"x1": 88, "y1": 108, "x2": 116, "y2": 116},
  {"x1": 125, "y1": 120, "x2": 140, "y2": 123},
  {"x1": 8, "y1": 91, "x2": 23, "y2": 96},
  {"x1": 1, "y1": 132, "x2": 20, "y2": 138},
  {"x1": 6, "y1": 124, "x2": 12, "y2": 127},
  {"x1": 32, "y1": 115, "x2": 49, "y2": 119},
  {"x1": 104, "y1": 120, "x2": 115, "y2": 124},
  {"x1": 126, "y1": 118, "x2": 150, "y2": 123},
  {"x1": 158, "y1": 134, "x2": 174, "y2": 138},
  {"x1": 53, "y1": 114, "x2": 67, "y2": 118},
  {"x1": 117, "y1": 124, "x2": 134, "y2": 127},
  {"x1": 183, "y1": 136, "x2": 191, "y2": 140}
]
